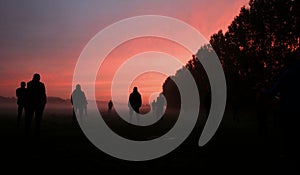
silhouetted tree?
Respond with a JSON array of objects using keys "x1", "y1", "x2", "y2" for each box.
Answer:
[
  {"x1": 163, "y1": 0, "x2": 300, "y2": 115},
  {"x1": 210, "y1": 0, "x2": 300, "y2": 91}
]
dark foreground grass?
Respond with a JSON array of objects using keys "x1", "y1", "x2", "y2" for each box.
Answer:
[{"x1": 0, "y1": 103, "x2": 298, "y2": 174}]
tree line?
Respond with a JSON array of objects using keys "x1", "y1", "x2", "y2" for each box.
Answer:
[{"x1": 163, "y1": 0, "x2": 300, "y2": 109}]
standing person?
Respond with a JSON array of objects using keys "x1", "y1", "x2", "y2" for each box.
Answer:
[
  {"x1": 156, "y1": 93, "x2": 166, "y2": 118},
  {"x1": 128, "y1": 87, "x2": 142, "y2": 124},
  {"x1": 108, "y1": 100, "x2": 113, "y2": 112},
  {"x1": 16, "y1": 81, "x2": 26, "y2": 128},
  {"x1": 71, "y1": 84, "x2": 87, "y2": 124},
  {"x1": 25, "y1": 73, "x2": 47, "y2": 137},
  {"x1": 83, "y1": 99, "x2": 88, "y2": 116},
  {"x1": 151, "y1": 100, "x2": 156, "y2": 117}
]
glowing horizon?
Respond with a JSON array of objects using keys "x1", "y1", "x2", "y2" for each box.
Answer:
[{"x1": 0, "y1": 0, "x2": 249, "y2": 102}]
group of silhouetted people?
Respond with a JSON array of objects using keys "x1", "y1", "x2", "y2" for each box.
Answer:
[
  {"x1": 16, "y1": 73, "x2": 47, "y2": 137},
  {"x1": 17, "y1": 80, "x2": 165, "y2": 130},
  {"x1": 17, "y1": 61, "x2": 299, "y2": 159},
  {"x1": 127, "y1": 87, "x2": 167, "y2": 124},
  {"x1": 151, "y1": 93, "x2": 166, "y2": 119}
]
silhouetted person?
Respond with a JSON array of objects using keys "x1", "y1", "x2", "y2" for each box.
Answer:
[
  {"x1": 16, "y1": 81, "x2": 26, "y2": 128},
  {"x1": 151, "y1": 100, "x2": 156, "y2": 117},
  {"x1": 25, "y1": 73, "x2": 47, "y2": 137},
  {"x1": 108, "y1": 100, "x2": 113, "y2": 112},
  {"x1": 83, "y1": 99, "x2": 88, "y2": 116},
  {"x1": 71, "y1": 84, "x2": 87, "y2": 124},
  {"x1": 128, "y1": 87, "x2": 142, "y2": 124},
  {"x1": 270, "y1": 60, "x2": 300, "y2": 158},
  {"x1": 156, "y1": 93, "x2": 166, "y2": 118}
]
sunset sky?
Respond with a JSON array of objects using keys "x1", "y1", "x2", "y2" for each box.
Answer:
[{"x1": 0, "y1": 0, "x2": 248, "y2": 103}]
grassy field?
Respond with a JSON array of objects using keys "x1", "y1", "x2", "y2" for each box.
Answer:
[{"x1": 0, "y1": 101, "x2": 298, "y2": 174}]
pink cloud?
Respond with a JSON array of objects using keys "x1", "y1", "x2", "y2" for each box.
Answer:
[{"x1": 0, "y1": 0, "x2": 248, "y2": 100}]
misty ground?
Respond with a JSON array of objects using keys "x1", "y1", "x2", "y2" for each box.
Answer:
[{"x1": 0, "y1": 101, "x2": 298, "y2": 174}]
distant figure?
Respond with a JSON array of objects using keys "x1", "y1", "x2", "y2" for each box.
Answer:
[
  {"x1": 270, "y1": 60, "x2": 300, "y2": 157},
  {"x1": 128, "y1": 87, "x2": 142, "y2": 124},
  {"x1": 83, "y1": 99, "x2": 88, "y2": 116},
  {"x1": 71, "y1": 84, "x2": 87, "y2": 124},
  {"x1": 16, "y1": 81, "x2": 26, "y2": 128},
  {"x1": 108, "y1": 100, "x2": 113, "y2": 112},
  {"x1": 151, "y1": 100, "x2": 156, "y2": 117},
  {"x1": 25, "y1": 73, "x2": 47, "y2": 137},
  {"x1": 156, "y1": 93, "x2": 166, "y2": 118}
]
